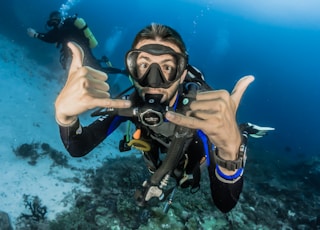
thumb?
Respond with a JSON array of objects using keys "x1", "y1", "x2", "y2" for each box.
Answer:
[
  {"x1": 231, "y1": 75, "x2": 255, "y2": 110},
  {"x1": 67, "y1": 42, "x2": 84, "y2": 76}
]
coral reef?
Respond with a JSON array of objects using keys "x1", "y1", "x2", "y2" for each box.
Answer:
[
  {"x1": 46, "y1": 154, "x2": 320, "y2": 229},
  {"x1": 15, "y1": 195, "x2": 49, "y2": 229},
  {"x1": 45, "y1": 155, "x2": 236, "y2": 229},
  {"x1": 13, "y1": 142, "x2": 68, "y2": 167},
  {"x1": 9, "y1": 151, "x2": 320, "y2": 229},
  {"x1": 13, "y1": 143, "x2": 40, "y2": 165}
]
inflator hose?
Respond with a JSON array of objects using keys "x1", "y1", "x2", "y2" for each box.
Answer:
[
  {"x1": 150, "y1": 125, "x2": 194, "y2": 185},
  {"x1": 149, "y1": 84, "x2": 197, "y2": 185}
]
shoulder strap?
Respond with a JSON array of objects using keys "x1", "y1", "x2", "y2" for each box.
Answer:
[
  {"x1": 187, "y1": 65, "x2": 205, "y2": 80},
  {"x1": 185, "y1": 65, "x2": 212, "y2": 90},
  {"x1": 63, "y1": 16, "x2": 76, "y2": 25}
]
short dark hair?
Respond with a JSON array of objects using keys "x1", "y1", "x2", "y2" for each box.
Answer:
[
  {"x1": 132, "y1": 23, "x2": 187, "y2": 54},
  {"x1": 49, "y1": 11, "x2": 62, "y2": 20}
]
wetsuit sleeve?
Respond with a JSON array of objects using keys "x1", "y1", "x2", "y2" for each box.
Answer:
[
  {"x1": 197, "y1": 129, "x2": 243, "y2": 213},
  {"x1": 37, "y1": 28, "x2": 60, "y2": 43},
  {"x1": 208, "y1": 163, "x2": 243, "y2": 213},
  {"x1": 59, "y1": 114, "x2": 127, "y2": 157}
]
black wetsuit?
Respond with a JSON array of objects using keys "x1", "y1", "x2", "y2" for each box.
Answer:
[{"x1": 58, "y1": 75, "x2": 244, "y2": 213}]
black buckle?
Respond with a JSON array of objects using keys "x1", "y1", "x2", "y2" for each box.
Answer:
[{"x1": 119, "y1": 135, "x2": 131, "y2": 152}]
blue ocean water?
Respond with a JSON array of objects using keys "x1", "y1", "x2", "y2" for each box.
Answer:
[{"x1": 1, "y1": 0, "x2": 320, "y2": 228}]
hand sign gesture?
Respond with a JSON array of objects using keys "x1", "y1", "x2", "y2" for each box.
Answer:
[
  {"x1": 166, "y1": 75, "x2": 255, "y2": 169},
  {"x1": 55, "y1": 42, "x2": 131, "y2": 126}
]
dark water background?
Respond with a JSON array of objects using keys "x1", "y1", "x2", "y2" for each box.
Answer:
[{"x1": 1, "y1": 0, "x2": 320, "y2": 162}]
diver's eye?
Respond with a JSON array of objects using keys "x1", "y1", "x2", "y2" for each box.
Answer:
[
  {"x1": 139, "y1": 63, "x2": 148, "y2": 69},
  {"x1": 137, "y1": 62, "x2": 149, "y2": 78},
  {"x1": 162, "y1": 65, "x2": 177, "y2": 80},
  {"x1": 164, "y1": 65, "x2": 173, "y2": 71}
]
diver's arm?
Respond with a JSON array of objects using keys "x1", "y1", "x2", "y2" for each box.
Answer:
[
  {"x1": 204, "y1": 128, "x2": 247, "y2": 213},
  {"x1": 208, "y1": 163, "x2": 243, "y2": 213},
  {"x1": 27, "y1": 27, "x2": 61, "y2": 43},
  {"x1": 36, "y1": 29, "x2": 61, "y2": 43},
  {"x1": 208, "y1": 122, "x2": 275, "y2": 213},
  {"x1": 59, "y1": 114, "x2": 126, "y2": 157}
]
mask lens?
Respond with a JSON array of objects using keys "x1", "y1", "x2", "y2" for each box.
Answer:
[{"x1": 136, "y1": 53, "x2": 178, "y2": 80}]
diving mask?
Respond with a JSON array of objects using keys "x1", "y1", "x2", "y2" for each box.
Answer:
[
  {"x1": 125, "y1": 44, "x2": 188, "y2": 88},
  {"x1": 47, "y1": 11, "x2": 62, "y2": 27}
]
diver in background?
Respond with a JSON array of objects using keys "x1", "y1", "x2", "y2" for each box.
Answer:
[{"x1": 27, "y1": 11, "x2": 126, "y2": 75}]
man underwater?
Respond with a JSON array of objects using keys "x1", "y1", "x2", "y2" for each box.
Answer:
[{"x1": 54, "y1": 23, "x2": 273, "y2": 213}]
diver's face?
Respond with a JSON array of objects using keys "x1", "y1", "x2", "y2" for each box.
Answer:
[
  {"x1": 136, "y1": 52, "x2": 178, "y2": 83},
  {"x1": 132, "y1": 39, "x2": 187, "y2": 105}
]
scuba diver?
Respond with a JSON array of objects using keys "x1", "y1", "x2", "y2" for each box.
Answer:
[
  {"x1": 54, "y1": 23, "x2": 274, "y2": 213},
  {"x1": 27, "y1": 11, "x2": 126, "y2": 75}
]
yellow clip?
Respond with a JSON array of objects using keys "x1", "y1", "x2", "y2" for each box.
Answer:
[{"x1": 127, "y1": 139, "x2": 151, "y2": 152}]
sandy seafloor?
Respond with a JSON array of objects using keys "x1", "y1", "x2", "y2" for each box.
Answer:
[{"x1": 0, "y1": 34, "x2": 129, "y2": 227}]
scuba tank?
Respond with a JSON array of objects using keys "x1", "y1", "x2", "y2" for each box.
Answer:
[{"x1": 74, "y1": 17, "x2": 98, "y2": 48}]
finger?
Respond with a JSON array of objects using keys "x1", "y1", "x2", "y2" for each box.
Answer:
[
  {"x1": 195, "y1": 89, "x2": 228, "y2": 101},
  {"x1": 80, "y1": 97, "x2": 131, "y2": 110},
  {"x1": 86, "y1": 88, "x2": 110, "y2": 98},
  {"x1": 165, "y1": 111, "x2": 204, "y2": 130},
  {"x1": 231, "y1": 75, "x2": 255, "y2": 110},
  {"x1": 189, "y1": 110, "x2": 215, "y2": 120},
  {"x1": 84, "y1": 66, "x2": 108, "y2": 82},
  {"x1": 85, "y1": 78, "x2": 110, "y2": 92},
  {"x1": 68, "y1": 42, "x2": 84, "y2": 76},
  {"x1": 98, "y1": 98, "x2": 132, "y2": 109},
  {"x1": 190, "y1": 97, "x2": 220, "y2": 111}
]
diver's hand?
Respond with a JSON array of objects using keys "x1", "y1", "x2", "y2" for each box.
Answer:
[
  {"x1": 55, "y1": 42, "x2": 131, "y2": 126},
  {"x1": 166, "y1": 75, "x2": 254, "y2": 170},
  {"x1": 27, "y1": 28, "x2": 37, "y2": 38}
]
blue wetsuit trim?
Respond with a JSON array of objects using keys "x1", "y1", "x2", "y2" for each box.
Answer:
[
  {"x1": 216, "y1": 164, "x2": 243, "y2": 180},
  {"x1": 197, "y1": 130, "x2": 211, "y2": 166}
]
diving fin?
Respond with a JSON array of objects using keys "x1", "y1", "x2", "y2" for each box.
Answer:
[{"x1": 246, "y1": 122, "x2": 275, "y2": 138}]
